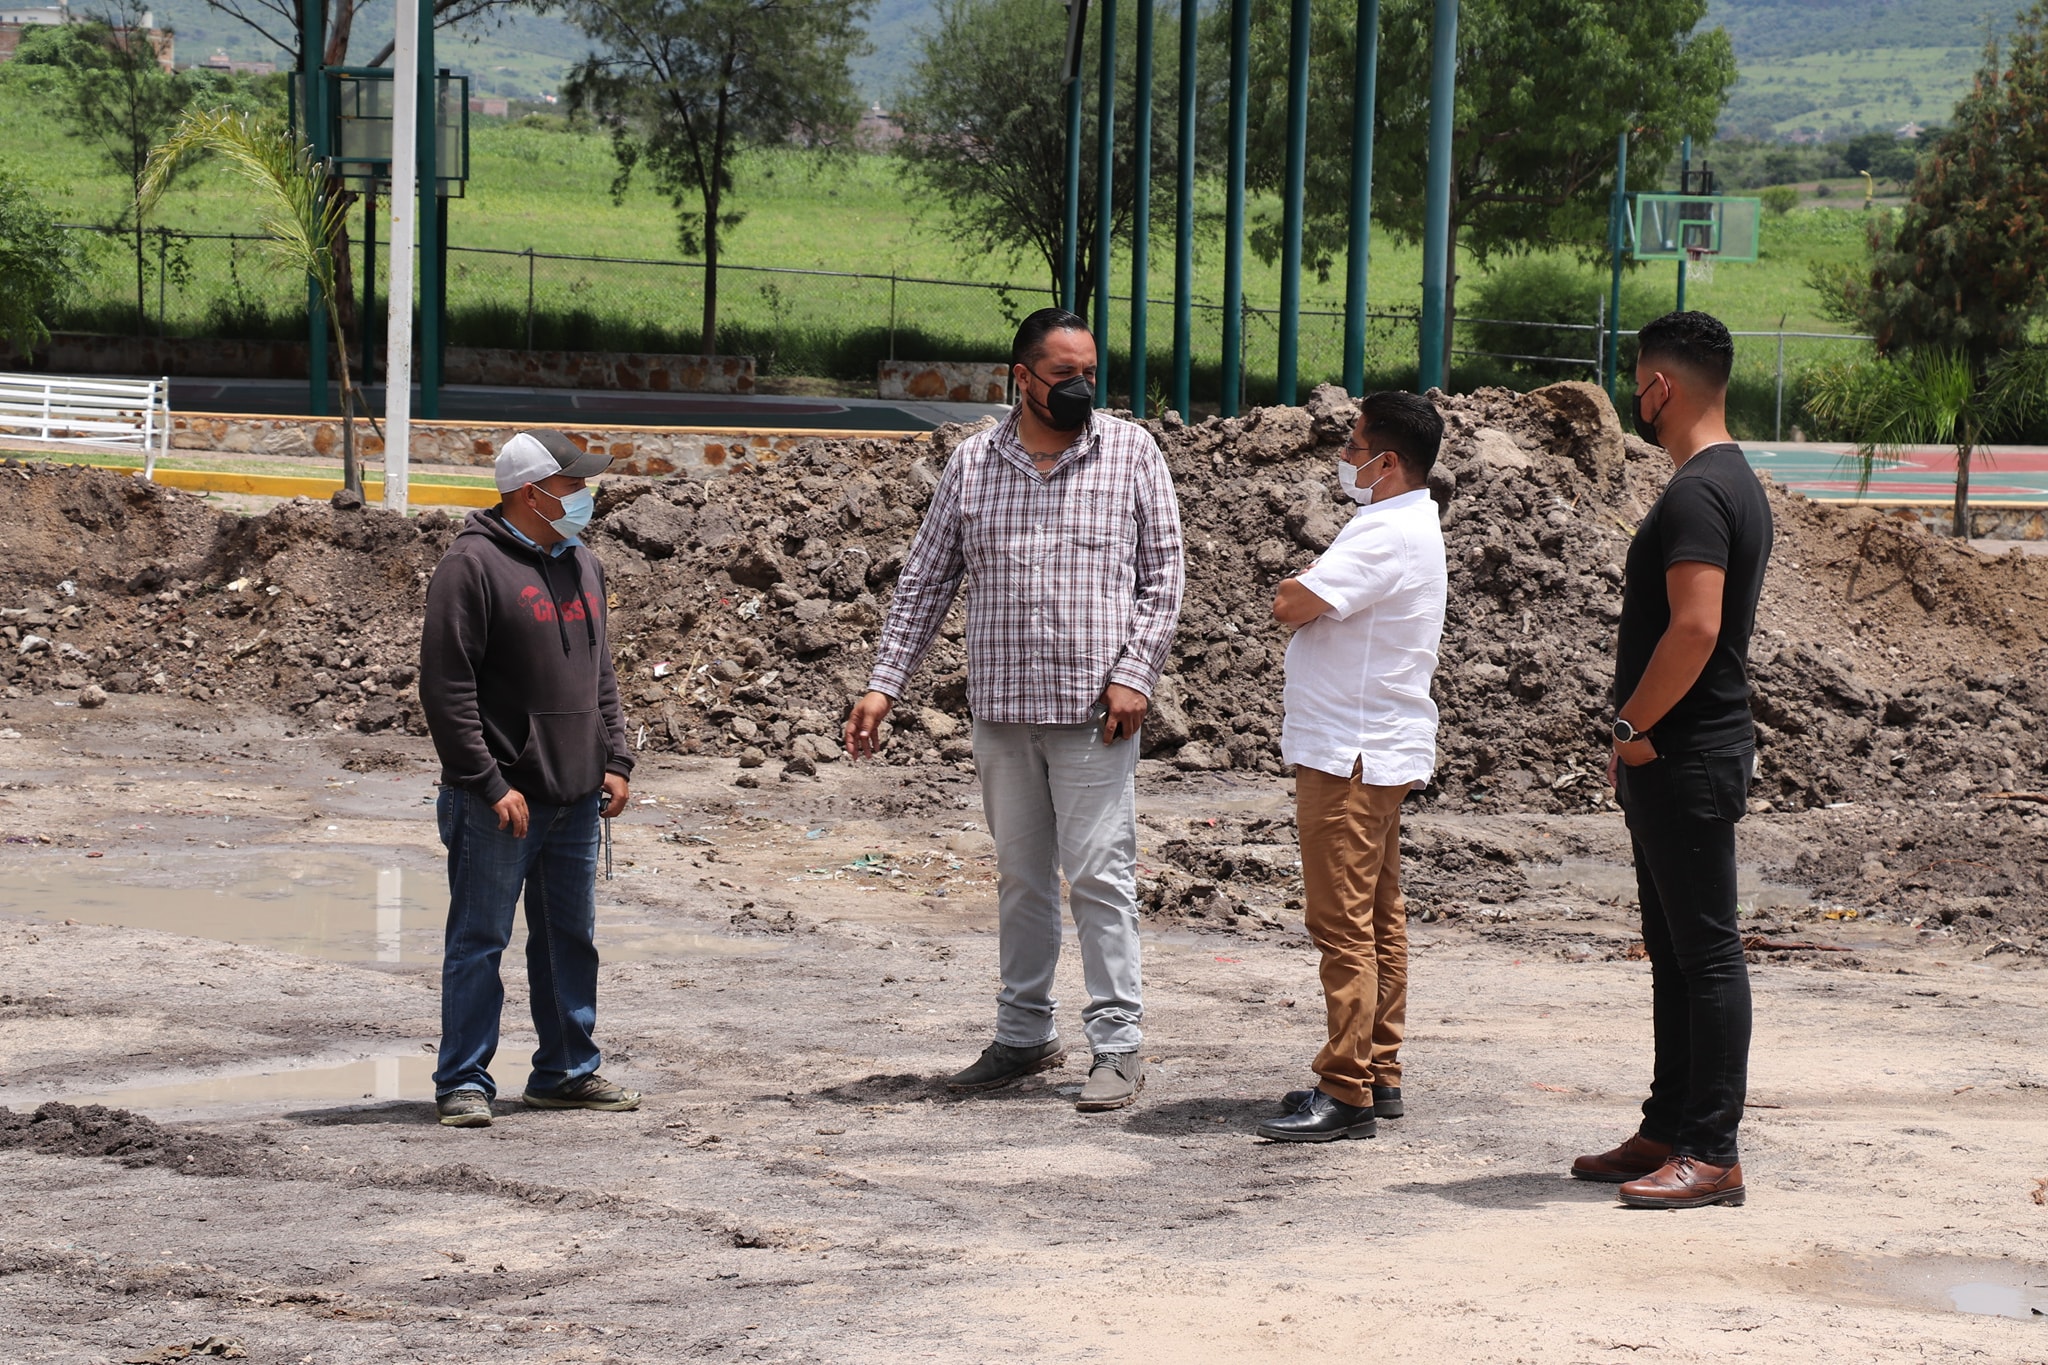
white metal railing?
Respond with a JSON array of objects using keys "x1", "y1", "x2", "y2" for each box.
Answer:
[{"x1": 0, "y1": 372, "x2": 172, "y2": 477}]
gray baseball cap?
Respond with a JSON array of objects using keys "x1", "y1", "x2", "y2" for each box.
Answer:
[{"x1": 493, "y1": 430, "x2": 612, "y2": 493}]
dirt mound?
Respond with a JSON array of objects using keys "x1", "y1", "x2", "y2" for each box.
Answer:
[
  {"x1": 0, "y1": 1101, "x2": 266, "y2": 1176},
  {"x1": 3, "y1": 385, "x2": 2046, "y2": 892}
]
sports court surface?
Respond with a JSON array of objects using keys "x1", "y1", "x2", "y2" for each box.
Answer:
[{"x1": 1744, "y1": 443, "x2": 2048, "y2": 506}]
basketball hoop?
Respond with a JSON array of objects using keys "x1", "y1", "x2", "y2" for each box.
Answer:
[{"x1": 1685, "y1": 245, "x2": 1716, "y2": 286}]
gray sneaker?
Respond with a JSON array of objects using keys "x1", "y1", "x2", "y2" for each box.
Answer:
[
  {"x1": 437, "y1": 1088, "x2": 493, "y2": 1127},
  {"x1": 1076, "y1": 1051, "x2": 1144, "y2": 1112},
  {"x1": 945, "y1": 1038, "x2": 1067, "y2": 1092},
  {"x1": 522, "y1": 1072, "x2": 642, "y2": 1111}
]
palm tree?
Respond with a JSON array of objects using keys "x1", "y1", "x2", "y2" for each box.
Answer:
[
  {"x1": 139, "y1": 109, "x2": 371, "y2": 495},
  {"x1": 1805, "y1": 346, "x2": 2048, "y2": 538}
]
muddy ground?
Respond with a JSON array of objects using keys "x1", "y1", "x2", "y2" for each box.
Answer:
[{"x1": 1, "y1": 694, "x2": 2045, "y2": 1364}]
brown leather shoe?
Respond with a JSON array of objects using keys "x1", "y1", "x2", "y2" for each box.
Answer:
[
  {"x1": 1570, "y1": 1132, "x2": 1674, "y2": 1183},
  {"x1": 1618, "y1": 1155, "x2": 1746, "y2": 1209}
]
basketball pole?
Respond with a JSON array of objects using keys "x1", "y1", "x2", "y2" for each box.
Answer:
[
  {"x1": 1604, "y1": 129, "x2": 1628, "y2": 399},
  {"x1": 1092, "y1": 0, "x2": 1116, "y2": 406},
  {"x1": 1415, "y1": 0, "x2": 1457, "y2": 393},
  {"x1": 1674, "y1": 135, "x2": 1691, "y2": 313}
]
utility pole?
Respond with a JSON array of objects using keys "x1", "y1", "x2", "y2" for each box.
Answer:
[{"x1": 384, "y1": 0, "x2": 418, "y2": 511}]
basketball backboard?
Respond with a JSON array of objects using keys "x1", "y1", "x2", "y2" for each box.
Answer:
[{"x1": 1630, "y1": 194, "x2": 1761, "y2": 263}]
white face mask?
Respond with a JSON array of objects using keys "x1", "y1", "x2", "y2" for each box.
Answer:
[{"x1": 1338, "y1": 454, "x2": 1396, "y2": 505}]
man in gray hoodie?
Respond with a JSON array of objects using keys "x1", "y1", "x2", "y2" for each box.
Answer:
[{"x1": 420, "y1": 430, "x2": 637, "y2": 1128}]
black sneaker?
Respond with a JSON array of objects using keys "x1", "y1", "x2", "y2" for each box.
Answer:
[{"x1": 945, "y1": 1038, "x2": 1066, "y2": 1092}]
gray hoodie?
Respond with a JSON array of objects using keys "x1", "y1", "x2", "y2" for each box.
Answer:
[{"x1": 420, "y1": 508, "x2": 632, "y2": 806}]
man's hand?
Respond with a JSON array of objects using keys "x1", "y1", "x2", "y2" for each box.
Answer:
[
  {"x1": 493, "y1": 788, "x2": 530, "y2": 839},
  {"x1": 844, "y1": 691, "x2": 894, "y2": 759},
  {"x1": 601, "y1": 772, "x2": 629, "y2": 819},
  {"x1": 1101, "y1": 683, "x2": 1148, "y2": 744},
  {"x1": 1613, "y1": 736, "x2": 1659, "y2": 774},
  {"x1": 1272, "y1": 577, "x2": 1335, "y2": 628}
]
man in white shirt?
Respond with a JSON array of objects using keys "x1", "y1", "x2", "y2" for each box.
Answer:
[{"x1": 1256, "y1": 391, "x2": 1448, "y2": 1143}]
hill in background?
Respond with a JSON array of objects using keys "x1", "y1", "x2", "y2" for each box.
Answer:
[{"x1": 113, "y1": 0, "x2": 2037, "y2": 137}]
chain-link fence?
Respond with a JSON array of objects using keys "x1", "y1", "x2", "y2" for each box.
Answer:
[{"x1": 45, "y1": 223, "x2": 1871, "y2": 433}]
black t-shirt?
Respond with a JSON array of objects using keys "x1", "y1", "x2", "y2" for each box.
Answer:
[{"x1": 1614, "y1": 443, "x2": 1774, "y2": 753}]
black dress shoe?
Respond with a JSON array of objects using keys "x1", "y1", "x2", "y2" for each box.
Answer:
[
  {"x1": 1283, "y1": 1085, "x2": 1404, "y2": 1119},
  {"x1": 1256, "y1": 1090, "x2": 1378, "y2": 1142}
]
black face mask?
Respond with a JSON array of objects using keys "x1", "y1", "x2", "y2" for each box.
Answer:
[
  {"x1": 1631, "y1": 384, "x2": 1664, "y2": 448},
  {"x1": 1026, "y1": 368, "x2": 1095, "y2": 432}
]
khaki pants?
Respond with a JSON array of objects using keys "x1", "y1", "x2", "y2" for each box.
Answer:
[{"x1": 1295, "y1": 764, "x2": 1408, "y2": 1108}]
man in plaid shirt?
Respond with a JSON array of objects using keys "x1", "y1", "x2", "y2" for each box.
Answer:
[{"x1": 844, "y1": 308, "x2": 1185, "y2": 1111}]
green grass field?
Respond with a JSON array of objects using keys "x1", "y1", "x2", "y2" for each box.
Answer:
[
  {"x1": 3, "y1": 59, "x2": 1877, "y2": 427},
  {"x1": 1728, "y1": 45, "x2": 1984, "y2": 140}
]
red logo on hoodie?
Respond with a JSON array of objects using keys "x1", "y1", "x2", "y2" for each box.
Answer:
[{"x1": 519, "y1": 584, "x2": 557, "y2": 622}]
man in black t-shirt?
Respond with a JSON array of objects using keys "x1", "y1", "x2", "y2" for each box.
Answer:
[{"x1": 1570, "y1": 311, "x2": 1772, "y2": 1210}]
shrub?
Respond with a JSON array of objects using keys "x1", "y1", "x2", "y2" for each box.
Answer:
[
  {"x1": 1760, "y1": 185, "x2": 1799, "y2": 216},
  {"x1": 1463, "y1": 257, "x2": 1668, "y2": 378}
]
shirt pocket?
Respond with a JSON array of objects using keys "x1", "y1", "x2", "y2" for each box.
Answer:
[{"x1": 1064, "y1": 485, "x2": 1135, "y2": 552}]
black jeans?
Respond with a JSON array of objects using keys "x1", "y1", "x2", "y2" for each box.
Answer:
[{"x1": 1615, "y1": 747, "x2": 1754, "y2": 1166}]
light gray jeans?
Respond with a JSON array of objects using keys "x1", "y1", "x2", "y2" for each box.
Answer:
[{"x1": 972, "y1": 718, "x2": 1144, "y2": 1054}]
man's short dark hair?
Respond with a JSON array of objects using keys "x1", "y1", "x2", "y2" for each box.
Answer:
[
  {"x1": 1012, "y1": 307, "x2": 1090, "y2": 369},
  {"x1": 1361, "y1": 390, "x2": 1443, "y2": 480},
  {"x1": 1637, "y1": 310, "x2": 1735, "y2": 387}
]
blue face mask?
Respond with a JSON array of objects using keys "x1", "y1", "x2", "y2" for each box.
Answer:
[{"x1": 535, "y1": 485, "x2": 594, "y2": 538}]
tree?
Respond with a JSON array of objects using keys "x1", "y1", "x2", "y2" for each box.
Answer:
[
  {"x1": 1815, "y1": 3, "x2": 2048, "y2": 366},
  {"x1": 143, "y1": 110, "x2": 373, "y2": 495},
  {"x1": 1805, "y1": 347, "x2": 2048, "y2": 538},
  {"x1": 24, "y1": 1, "x2": 195, "y2": 337},
  {"x1": 894, "y1": 0, "x2": 1181, "y2": 321},
  {"x1": 199, "y1": 0, "x2": 528, "y2": 69},
  {"x1": 1237, "y1": 0, "x2": 1734, "y2": 380},
  {"x1": 0, "y1": 161, "x2": 86, "y2": 360},
  {"x1": 565, "y1": 0, "x2": 871, "y2": 355}
]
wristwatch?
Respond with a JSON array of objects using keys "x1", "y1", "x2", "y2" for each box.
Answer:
[{"x1": 1611, "y1": 716, "x2": 1649, "y2": 744}]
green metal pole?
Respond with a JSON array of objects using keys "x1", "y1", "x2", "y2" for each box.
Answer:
[
  {"x1": 1674, "y1": 134, "x2": 1690, "y2": 313},
  {"x1": 1171, "y1": 0, "x2": 1195, "y2": 418},
  {"x1": 300, "y1": 0, "x2": 326, "y2": 417},
  {"x1": 1342, "y1": 0, "x2": 1379, "y2": 395},
  {"x1": 1415, "y1": 0, "x2": 1457, "y2": 393},
  {"x1": 1605, "y1": 129, "x2": 1628, "y2": 399},
  {"x1": 1277, "y1": 0, "x2": 1310, "y2": 404},
  {"x1": 418, "y1": 41, "x2": 441, "y2": 418},
  {"x1": 1093, "y1": 0, "x2": 1116, "y2": 406},
  {"x1": 1062, "y1": 77, "x2": 1082, "y2": 312},
  {"x1": 1220, "y1": 0, "x2": 1250, "y2": 416},
  {"x1": 1130, "y1": 0, "x2": 1153, "y2": 418}
]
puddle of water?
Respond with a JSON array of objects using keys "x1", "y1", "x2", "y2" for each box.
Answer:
[
  {"x1": 65, "y1": 1055, "x2": 494, "y2": 1112},
  {"x1": 0, "y1": 859, "x2": 776, "y2": 965},
  {"x1": 1523, "y1": 858, "x2": 1812, "y2": 912},
  {"x1": 1949, "y1": 1282, "x2": 2047, "y2": 1320}
]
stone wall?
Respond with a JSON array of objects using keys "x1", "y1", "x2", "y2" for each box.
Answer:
[
  {"x1": 877, "y1": 360, "x2": 1008, "y2": 404},
  {"x1": 168, "y1": 412, "x2": 892, "y2": 479}
]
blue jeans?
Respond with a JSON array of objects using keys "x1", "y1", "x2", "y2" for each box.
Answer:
[
  {"x1": 1616, "y1": 747, "x2": 1754, "y2": 1166},
  {"x1": 433, "y1": 787, "x2": 604, "y2": 1100}
]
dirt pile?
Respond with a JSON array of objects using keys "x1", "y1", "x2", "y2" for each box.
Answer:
[
  {"x1": 5, "y1": 386, "x2": 2048, "y2": 822},
  {"x1": 0, "y1": 1102, "x2": 266, "y2": 1176}
]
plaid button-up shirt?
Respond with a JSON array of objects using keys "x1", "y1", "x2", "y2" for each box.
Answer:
[{"x1": 868, "y1": 408, "x2": 1186, "y2": 725}]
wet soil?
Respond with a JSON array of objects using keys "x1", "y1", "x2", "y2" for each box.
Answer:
[{"x1": 1, "y1": 698, "x2": 2044, "y2": 1363}]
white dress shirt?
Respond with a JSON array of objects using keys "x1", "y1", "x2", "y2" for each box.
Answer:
[{"x1": 1281, "y1": 487, "x2": 1448, "y2": 785}]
